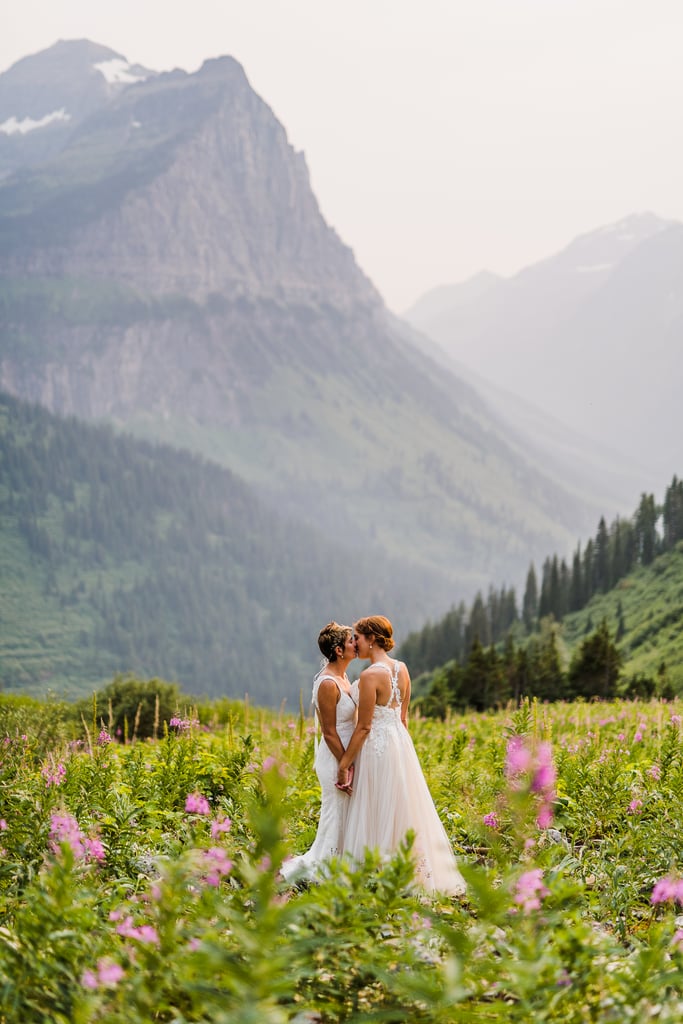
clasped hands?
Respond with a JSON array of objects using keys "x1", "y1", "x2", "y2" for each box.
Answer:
[{"x1": 335, "y1": 764, "x2": 354, "y2": 794}]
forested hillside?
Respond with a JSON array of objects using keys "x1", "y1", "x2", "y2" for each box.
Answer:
[
  {"x1": 400, "y1": 478, "x2": 683, "y2": 710},
  {"x1": 0, "y1": 392, "x2": 432, "y2": 705}
]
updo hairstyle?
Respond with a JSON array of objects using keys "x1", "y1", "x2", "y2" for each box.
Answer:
[
  {"x1": 318, "y1": 622, "x2": 352, "y2": 662},
  {"x1": 354, "y1": 615, "x2": 395, "y2": 652}
]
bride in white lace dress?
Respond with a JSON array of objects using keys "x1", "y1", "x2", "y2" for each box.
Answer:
[
  {"x1": 338, "y1": 615, "x2": 465, "y2": 896},
  {"x1": 282, "y1": 622, "x2": 358, "y2": 882}
]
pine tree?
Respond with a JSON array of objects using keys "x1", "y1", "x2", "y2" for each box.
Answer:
[
  {"x1": 567, "y1": 619, "x2": 622, "y2": 699},
  {"x1": 595, "y1": 517, "x2": 610, "y2": 592},
  {"x1": 522, "y1": 563, "x2": 538, "y2": 632},
  {"x1": 634, "y1": 493, "x2": 658, "y2": 565}
]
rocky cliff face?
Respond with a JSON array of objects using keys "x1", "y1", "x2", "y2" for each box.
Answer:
[{"x1": 1, "y1": 56, "x2": 377, "y2": 311}]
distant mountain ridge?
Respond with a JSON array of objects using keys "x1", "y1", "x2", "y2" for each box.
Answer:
[
  {"x1": 404, "y1": 213, "x2": 683, "y2": 480},
  {"x1": 0, "y1": 40, "x2": 605, "y2": 610}
]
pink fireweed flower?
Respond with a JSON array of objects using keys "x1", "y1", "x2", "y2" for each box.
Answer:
[
  {"x1": 211, "y1": 816, "x2": 232, "y2": 838},
  {"x1": 506, "y1": 736, "x2": 533, "y2": 778},
  {"x1": 0, "y1": 820, "x2": 7, "y2": 831},
  {"x1": 97, "y1": 729, "x2": 112, "y2": 746},
  {"x1": 651, "y1": 877, "x2": 683, "y2": 905},
  {"x1": 648, "y1": 764, "x2": 661, "y2": 780},
  {"x1": 633, "y1": 731, "x2": 643, "y2": 743},
  {"x1": 262, "y1": 755, "x2": 277, "y2": 773},
  {"x1": 85, "y1": 837, "x2": 106, "y2": 862},
  {"x1": 513, "y1": 868, "x2": 550, "y2": 914},
  {"x1": 49, "y1": 813, "x2": 86, "y2": 859},
  {"x1": 483, "y1": 812, "x2": 499, "y2": 829},
  {"x1": 81, "y1": 969, "x2": 98, "y2": 990},
  {"x1": 41, "y1": 761, "x2": 66, "y2": 787},
  {"x1": 673, "y1": 930, "x2": 683, "y2": 949},
  {"x1": 531, "y1": 743, "x2": 557, "y2": 793},
  {"x1": 115, "y1": 916, "x2": 160, "y2": 944},
  {"x1": 185, "y1": 792, "x2": 211, "y2": 815},
  {"x1": 536, "y1": 804, "x2": 554, "y2": 829},
  {"x1": 202, "y1": 846, "x2": 233, "y2": 886},
  {"x1": 628, "y1": 798, "x2": 643, "y2": 815},
  {"x1": 97, "y1": 959, "x2": 125, "y2": 985}
]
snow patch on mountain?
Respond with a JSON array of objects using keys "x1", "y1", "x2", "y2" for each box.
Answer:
[
  {"x1": 94, "y1": 58, "x2": 147, "y2": 85},
  {"x1": 0, "y1": 109, "x2": 71, "y2": 135}
]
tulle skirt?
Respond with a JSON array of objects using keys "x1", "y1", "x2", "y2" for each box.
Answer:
[{"x1": 343, "y1": 710, "x2": 465, "y2": 895}]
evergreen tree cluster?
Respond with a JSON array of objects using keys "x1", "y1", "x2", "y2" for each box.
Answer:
[{"x1": 401, "y1": 480, "x2": 683, "y2": 714}]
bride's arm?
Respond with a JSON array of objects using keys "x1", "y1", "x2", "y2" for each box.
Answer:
[
  {"x1": 337, "y1": 671, "x2": 376, "y2": 780},
  {"x1": 317, "y1": 679, "x2": 345, "y2": 761},
  {"x1": 400, "y1": 664, "x2": 412, "y2": 728}
]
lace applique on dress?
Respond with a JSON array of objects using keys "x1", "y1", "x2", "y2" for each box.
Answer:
[{"x1": 370, "y1": 661, "x2": 402, "y2": 757}]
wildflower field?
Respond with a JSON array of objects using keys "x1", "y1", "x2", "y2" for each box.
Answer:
[{"x1": 2, "y1": 694, "x2": 683, "y2": 1023}]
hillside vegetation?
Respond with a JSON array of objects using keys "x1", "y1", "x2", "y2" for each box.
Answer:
[
  {"x1": 400, "y1": 478, "x2": 683, "y2": 709},
  {"x1": 0, "y1": 392, "x2": 435, "y2": 705}
]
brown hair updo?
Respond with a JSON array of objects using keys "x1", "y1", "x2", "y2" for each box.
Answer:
[
  {"x1": 354, "y1": 615, "x2": 395, "y2": 652},
  {"x1": 318, "y1": 622, "x2": 352, "y2": 662}
]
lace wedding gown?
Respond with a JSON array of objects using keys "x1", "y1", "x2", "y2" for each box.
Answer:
[
  {"x1": 282, "y1": 673, "x2": 357, "y2": 882},
  {"x1": 343, "y1": 660, "x2": 466, "y2": 896}
]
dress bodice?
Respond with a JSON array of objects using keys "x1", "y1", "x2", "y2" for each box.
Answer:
[{"x1": 313, "y1": 673, "x2": 357, "y2": 741}]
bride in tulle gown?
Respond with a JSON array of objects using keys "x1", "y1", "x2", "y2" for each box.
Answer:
[
  {"x1": 281, "y1": 622, "x2": 358, "y2": 883},
  {"x1": 337, "y1": 615, "x2": 465, "y2": 896}
]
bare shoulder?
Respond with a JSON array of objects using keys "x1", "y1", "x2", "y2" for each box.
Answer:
[{"x1": 317, "y1": 676, "x2": 340, "y2": 700}]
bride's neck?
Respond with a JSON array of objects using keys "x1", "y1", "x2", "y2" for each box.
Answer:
[{"x1": 326, "y1": 661, "x2": 348, "y2": 677}]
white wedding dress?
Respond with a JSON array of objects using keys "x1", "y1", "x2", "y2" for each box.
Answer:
[
  {"x1": 282, "y1": 672, "x2": 357, "y2": 882},
  {"x1": 343, "y1": 660, "x2": 466, "y2": 896}
]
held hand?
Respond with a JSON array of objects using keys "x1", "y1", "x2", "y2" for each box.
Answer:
[{"x1": 335, "y1": 764, "x2": 354, "y2": 794}]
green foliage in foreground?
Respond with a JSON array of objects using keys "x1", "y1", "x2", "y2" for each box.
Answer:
[{"x1": 2, "y1": 695, "x2": 683, "y2": 1021}]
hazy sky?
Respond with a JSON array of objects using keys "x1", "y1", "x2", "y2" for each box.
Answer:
[{"x1": 2, "y1": 1, "x2": 683, "y2": 312}]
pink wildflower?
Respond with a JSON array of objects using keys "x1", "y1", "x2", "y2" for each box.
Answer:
[
  {"x1": 506, "y1": 736, "x2": 532, "y2": 778},
  {"x1": 81, "y1": 969, "x2": 98, "y2": 990},
  {"x1": 97, "y1": 959, "x2": 125, "y2": 985},
  {"x1": 185, "y1": 792, "x2": 211, "y2": 815},
  {"x1": 531, "y1": 743, "x2": 557, "y2": 793},
  {"x1": 671, "y1": 715, "x2": 682, "y2": 726},
  {"x1": 202, "y1": 846, "x2": 233, "y2": 886},
  {"x1": 651, "y1": 877, "x2": 683, "y2": 905},
  {"x1": 49, "y1": 813, "x2": 86, "y2": 859},
  {"x1": 42, "y1": 762, "x2": 66, "y2": 787},
  {"x1": 85, "y1": 837, "x2": 106, "y2": 863},
  {"x1": 0, "y1": 820, "x2": 7, "y2": 831},
  {"x1": 536, "y1": 803, "x2": 554, "y2": 829},
  {"x1": 513, "y1": 868, "x2": 550, "y2": 914},
  {"x1": 628, "y1": 799, "x2": 643, "y2": 815},
  {"x1": 648, "y1": 764, "x2": 661, "y2": 780},
  {"x1": 211, "y1": 816, "x2": 232, "y2": 838},
  {"x1": 97, "y1": 729, "x2": 112, "y2": 746},
  {"x1": 633, "y1": 731, "x2": 643, "y2": 743},
  {"x1": 116, "y1": 916, "x2": 160, "y2": 944},
  {"x1": 673, "y1": 930, "x2": 683, "y2": 949},
  {"x1": 262, "y1": 755, "x2": 277, "y2": 773},
  {"x1": 483, "y1": 812, "x2": 499, "y2": 829}
]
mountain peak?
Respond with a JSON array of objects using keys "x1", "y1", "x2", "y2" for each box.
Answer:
[{"x1": 0, "y1": 39, "x2": 156, "y2": 176}]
